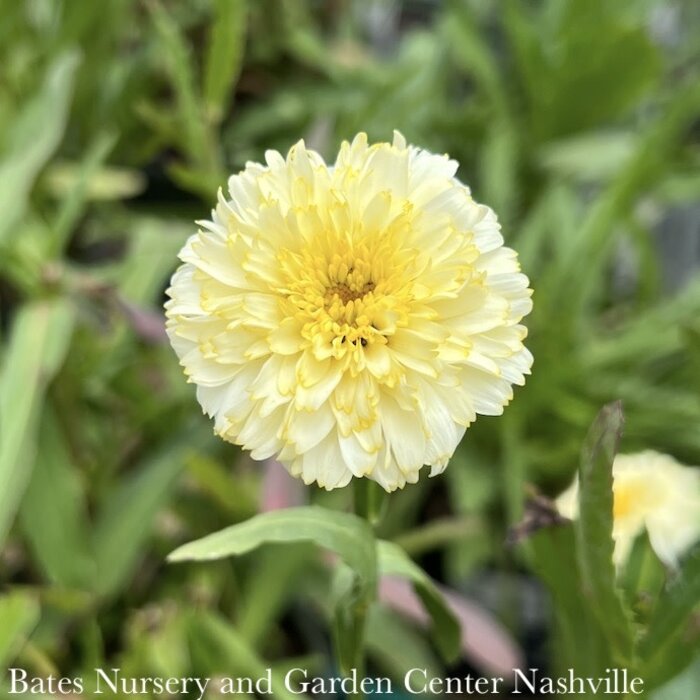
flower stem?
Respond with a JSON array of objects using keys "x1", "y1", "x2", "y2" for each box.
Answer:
[
  {"x1": 353, "y1": 477, "x2": 386, "y2": 526},
  {"x1": 340, "y1": 478, "x2": 385, "y2": 699}
]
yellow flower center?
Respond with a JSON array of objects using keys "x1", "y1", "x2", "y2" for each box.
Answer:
[
  {"x1": 277, "y1": 233, "x2": 414, "y2": 366},
  {"x1": 613, "y1": 478, "x2": 657, "y2": 520},
  {"x1": 326, "y1": 279, "x2": 376, "y2": 305},
  {"x1": 613, "y1": 485, "x2": 636, "y2": 519}
]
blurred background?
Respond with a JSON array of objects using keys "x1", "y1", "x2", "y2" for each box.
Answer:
[{"x1": 1, "y1": 0, "x2": 700, "y2": 696}]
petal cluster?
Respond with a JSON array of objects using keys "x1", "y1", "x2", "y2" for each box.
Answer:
[
  {"x1": 556, "y1": 451, "x2": 700, "y2": 568},
  {"x1": 165, "y1": 132, "x2": 533, "y2": 490}
]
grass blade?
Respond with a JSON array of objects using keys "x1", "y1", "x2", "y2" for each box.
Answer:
[
  {"x1": 0, "y1": 51, "x2": 79, "y2": 244},
  {"x1": 203, "y1": 0, "x2": 247, "y2": 124},
  {"x1": 378, "y1": 540, "x2": 460, "y2": 663},
  {"x1": 92, "y1": 427, "x2": 208, "y2": 598},
  {"x1": 0, "y1": 301, "x2": 75, "y2": 546},
  {"x1": 19, "y1": 408, "x2": 94, "y2": 588},
  {"x1": 0, "y1": 592, "x2": 40, "y2": 672},
  {"x1": 640, "y1": 548, "x2": 700, "y2": 679}
]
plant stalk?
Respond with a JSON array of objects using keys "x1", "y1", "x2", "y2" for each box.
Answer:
[{"x1": 340, "y1": 478, "x2": 386, "y2": 699}]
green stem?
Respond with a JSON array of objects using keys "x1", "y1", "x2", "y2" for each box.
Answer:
[
  {"x1": 341, "y1": 478, "x2": 386, "y2": 699},
  {"x1": 393, "y1": 515, "x2": 482, "y2": 557},
  {"x1": 348, "y1": 599, "x2": 368, "y2": 698},
  {"x1": 353, "y1": 477, "x2": 386, "y2": 526}
]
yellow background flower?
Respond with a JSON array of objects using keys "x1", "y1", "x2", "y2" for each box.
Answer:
[
  {"x1": 166, "y1": 132, "x2": 533, "y2": 490},
  {"x1": 556, "y1": 451, "x2": 700, "y2": 568}
]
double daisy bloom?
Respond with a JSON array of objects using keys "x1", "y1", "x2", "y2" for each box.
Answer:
[
  {"x1": 165, "y1": 132, "x2": 532, "y2": 492},
  {"x1": 165, "y1": 132, "x2": 699, "y2": 566}
]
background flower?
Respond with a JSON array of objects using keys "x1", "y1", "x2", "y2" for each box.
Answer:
[
  {"x1": 556, "y1": 451, "x2": 700, "y2": 568},
  {"x1": 166, "y1": 133, "x2": 533, "y2": 490}
]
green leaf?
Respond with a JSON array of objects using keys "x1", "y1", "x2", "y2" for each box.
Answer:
[
  {"x1": 366, "y1": 606, "x2": 442, "y2": 681},
  {"x1": 169, "y1": 506, "x2": 377, "y2": 597},
  {"x1": 0, "y1": 300, "x2": 75, "y2": 546},
  {"x1": 538, "y1": 131, "x2": 636, "y2": 182},
  {"x1": 92, "y1": 428, "x2": 208, "y2": 597},
  {"x1": 393, "y1": 515, "x2": 483, "y2": 558},
  {"x1": 147, "y1": 0, "x2": 221, "y2": 190},
  {"x1": 47, "y1": 157, "x2": 144, "y2": 203},
  {"x1": 186, "y1": 609, "x2": 299, "y2": 700},
  {"x1": 650, "y1": 659, "x2": 700, "y2": 700},
  {"x1": 48, "y1": 130, "x2": 120, "y2": 253},
  {"x1": 505, "y1": 0, "x2": 660, "y2": 140},
  {"x1": 147, "y1": 0, "x2": 205, "y2": 156},
  {"x1": 171, "y1": 506, "x2": 377, "y2": 679},
  {"x1": 442, "y1": 1, "x2": 507, "y2": 113},
  {"x1": 575, "y1": 401, "x2": 634, "y2": 662},
  {"x1": 186, "y1": 453, "x2": 258, "y2": 521},
  {"x1": 0, "y1": 51, "x2": 80, "y2": 244},
  {"x1": 377, "y1": 540, "x2": 460, "y2": 663},
  {"x1": 558, "y1": 76, "x2": 700, "y2": 315},
  {"x1": 331, "y1": 563, "x2": 369, "y2": 676},
  {"x1": 0, "y1": 592, "x2": 40, "y2": 671},
  {"x1": 237, "y1": 543, "x2": 314, "y2": 647},
  {"x1": 203, "y1": 0, "x2": 247, "y2": 124},
  {"x1": 123, "y1": 611, "x2": 189, "y2": 679},
  {"x1": 515, "y1": 185, "x2": 578, "y2": 277},
  {"x1": 117, "y1": 217, "x2": 190, "y2": 306},
  {"x1": 19, "y1": 409, "x2": 94, "y2": 588},
  {"x1": 525, "y1": 523, "x2": 609, "y2": 675},
  {"x1": 640, "y1": 548, "x2": 700, "y2": 673},
  {"x1": 478, "y1": 119, "x2": 518, "y2": 224},
  {"x1": 167, "y1": 161, "x2": 222, "y2": 202}
]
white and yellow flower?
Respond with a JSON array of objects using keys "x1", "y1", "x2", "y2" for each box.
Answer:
[
  {"x1": 165, "y1": 132, "x2": 533, "y2": 491},
  {"x1": 556, "y1": 451, "x2": 700, "y2": 568}
]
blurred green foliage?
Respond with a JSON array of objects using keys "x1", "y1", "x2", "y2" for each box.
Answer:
[{"x1": 1, "y1": 0, "x2": 700, "y2": 696}]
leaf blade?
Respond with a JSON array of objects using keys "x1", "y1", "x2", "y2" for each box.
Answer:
[
  {"x1": 0, "y1": 301, "x2": 75, "y2": 546},
  {"x1": 92, "y1": 427, "x2": 208, "y2": 597},
  {"x1": 640, "y1": 548, "x2": 700, "y2": 677},
  {"x1": 575, "y1": 401, "x2": 634, "y2": 661},
  {"x1": 203, "y1": 0, "x2": 247, "y2": 124},
  {"x1": 0, "y1": 51, "x2": 80, "y2": 243},
  {"x1": 169, "y1": 506, "x2": 377, "y2": 597},
  {"x1": 378, "y1": 540, "x2": 460, "y2": 663},
  {"x1": 0, "y1": 592, "x2": 40, "y2": 671},
  {"x1": 19, "y1": 409, "x2": 94, "y2": 588}
]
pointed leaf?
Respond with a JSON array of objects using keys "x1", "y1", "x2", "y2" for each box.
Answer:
[
  {"x1": 0, "y1": 301, "x2": 75, "y2": 546},
  {"x1": 331, "y1": 563, "x2": 367, "y2": 676},
  {"x1": 169, "y1": 506, "x2": 377, "y2": 598},
  {"x1": 93, "y1": 427, "x2": 208, "y2": 597},
  {"x1": 524, "y1": 522, "x2": 609, "y2": 675},
  {"x1": 203, "y1": 0, "x2": 247, "y2": 124},
  {"x1": 377, "y1": 540, "x2": 460, "y2": 663},
  {"x1": 366, "y1": 606, "x2": 442, "y2": 680},
  {"x1": 0, "y1": 51, "x2": 79, "y2": 243},
  {"x1": 640, "y1": 548, "x2": 700, "y2": 675},
  {"x1": 20, "y1": 409, "x2": 94, "y2": 588},
  {"x1": 186, "y1": 610, "x2": 298, "y2": 700},
  {"x1": 0, "y1": 592, "x2": 40, "y2": 670},
  {"x1": 575, "y1": 401, "x2": 634, "y2": 661}
]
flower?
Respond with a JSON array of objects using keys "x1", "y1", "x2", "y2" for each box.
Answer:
[
  {"x1": 556, "y1": 451, "x2": 700, "y2": 568},
  {"x1": 165, "y1": 132, "x2": 533, "y2": 491}
]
